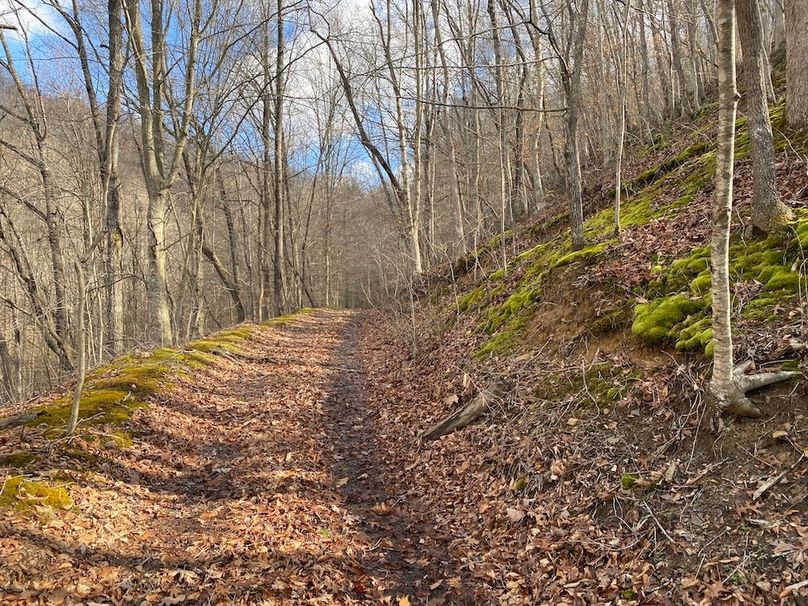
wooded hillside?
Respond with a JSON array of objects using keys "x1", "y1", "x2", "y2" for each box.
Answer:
[{"x1": 0, "y1": 0, "x2": 806, "y2": 603}]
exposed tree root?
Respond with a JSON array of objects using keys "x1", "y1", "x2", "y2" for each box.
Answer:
[{"x1": 723, "y1": 360, "x2": 801, "y2": 417}]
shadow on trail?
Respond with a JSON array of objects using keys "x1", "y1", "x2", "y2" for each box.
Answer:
[{"x1": 321, "y1": 315, "x2": 467, "y2": 605}]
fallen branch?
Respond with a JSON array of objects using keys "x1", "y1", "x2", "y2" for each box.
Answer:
[
  {"x1": 0, "y1": 410, "x2": 37, "y2": 430},
  {"x1": 752, "y1": 453, "x2": 804, "y2": 501},
  {"x1": 420, "y1": 380, "x2": 505, "y2": 441}
]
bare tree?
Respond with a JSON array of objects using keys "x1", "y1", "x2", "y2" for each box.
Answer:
[
  {"x1": 123, "y1": 0, "x2": 203, "y2": 345},
  {"x1": 784, "y1": 0, "x2": 808, "y2": 129},
  {"x1": 737, "y1": 0, "x2": 792, "y2": 234},
  {"x1": 710, "y1": 0, "x2": 797, "y2": 417}
]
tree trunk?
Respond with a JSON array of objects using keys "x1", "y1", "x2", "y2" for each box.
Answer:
[
  {"x1": 487, "y1": 0, "x2": 509, "y2": 266},
  {"x1": 738, "y1": 0, "x2": 792, "y2": 233},
  {"x1": 710, "y1": 0, "x2": 738, "y2": 410},
  {"x1": 667, "y1": 0, "x2": 694, "y2": 117},
  {"x1": 67, "y1": 263, "x2": 87, "y2": 436},
  {"x1": 710, "y1": 0, "x2": 801, "y2": 417},
  {"x1": 147, "y1": 190, "x2": 174, "y2": 345},
  {"x1": 565, "y1": 0, "x2": 590, "y2": 250},
  {"x1": 104, "y1": 0, "x2": 125, "y2": 356},
  {"x1": 0, "y1": 334, "x2": 20, "y2": 403},
  {"x1": 260, "y1": 90, "x2": 272, "y2": 320},
  {"x1": 771, "y1": 0, "x2": 786, "y2": 58},
  {"x1": 785, "y1": 0, "x2": 808, "y2": 129},
  {"x1": 614, "y1": 0, "x2": 633, "y2": 234},
  {"x1": 273, "y1": 0, "x2": 285, "y2": 316},
  {"x1": 41, "y1": 160, "x2": 73, "y2": 369}
]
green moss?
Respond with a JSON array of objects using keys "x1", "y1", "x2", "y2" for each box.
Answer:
[
  {"x1": 31, "y1": 389, "x2": 148, "y2": 430},
  {"x1": 585, "y1": 363, "x2": 643, "y2": 402},
  {"x1": 621, "y1": 139, "x2": 712, "y2": 195},
  {"x1": 108, "y1": 430, "x2": 133, "y2": 449},
  {"x1": 689, "y1": 270, "x2": 712, "y2": 295},
  {"x1": 216, "y1": 327, "x2": 255, "y2": 339},
  {"x1": 674, "y1": 317, "x2": 713, "y2": 352},
  {"x1": 633, "y1": 211, "x2": 807, "y2": 355},
  {"x1": 621, "y1": 472, "x2": 641, "y2": 489},
  {"x1": 529, "y1": 213, "x2": 566, "y2": 238},
  {"x1": 187, "y1": 337, "x2": 242, "y2": 353},
  {"x1": 589, "y1": 305, "x2": 631, "y2": 335},
  {"x1": 475, "y1": 238, "x2": 614, "y2": 357},
  {"x1": 475, "y1": 315, "x2": 529, "y2": 359},
  {"x1": 621, "y1": 589, "x2": 639, "y2": 601},
  {"x1": 489, "y1": 268, "x2": 506, "y2": 281},
  {"x1": 632, "y1": 295, "x2": 705, "y2": 343},
  {"x1": 26, "y1": 320, "x2": 274, "y2": 433},
  {"x1": 530, "y1": 361, "x2": 642, "y2": 405},
  {"x1": 782, "y1": 360, "x2": 800, "y2": 371},
  {"x1": 0, "y1": 476, "x2": 73, "y2": 512},
  {"x1": 555, "y1": 241, "x2": 613, "y2": 267},
  {"x1": 483, "y1": 288, "x2": 542, "y2": 334},
  {"x1": 764, "y1": 267, "x2": 800, "y2": 291},
  {"x1": 458, "y1": 286, "x2": 485, "y2": 313},
  {"x1": 0, "y1": 452, "x2": 36, "y2": 469}
]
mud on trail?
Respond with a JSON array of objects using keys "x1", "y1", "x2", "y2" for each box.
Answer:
[{"x1": 0, "y1": 311, "x2": 469, "y2": 605}]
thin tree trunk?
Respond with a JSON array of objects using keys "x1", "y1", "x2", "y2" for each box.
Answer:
[
  {"x1": 0, "y1": 334, "x2": 20, "y2": 403},
  {"x1": 565, "y1": 0, "x2": 590, "y2": 250},
  {"x1": 105, "y1": 0, "x2": 125, "y2": 356},
  {"x1": 615, "y1": 0, "x2": 633, "y2": 234},
  {"x1": 273, "y1": 0, "x2": 285, "y2": 316},
  {"x1": 785, "y1": 0, "x2": 808, "y2": 129},
  {"x1": 67, "y1": 263, "x2": 87, "y2": 436},
  {"x1": 710, "y1": 0, "x2": 739, "y2": 409}
]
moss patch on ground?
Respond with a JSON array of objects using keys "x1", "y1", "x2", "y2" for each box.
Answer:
[
  {"x1": 453, "y1": 99, "x2": 800, "y2": 360},
  {"x1": 0, "y1": 452, "x2": 37, "y2": 469},
  {"x1": 26, "y1": 315, "x2": 310, "y2": 434},
  {"x1": 632, "y1": 213, "x2": 807, "y2": 356},
  {"x1": 0, "y1": 476, "x2": 73, "y2": 513},
  {"x1": 465, "y1": 113, "x2": 728, "y2": 358},
  {"x1": 531, "y1": 361, "x2": 643, "y2": 406}
]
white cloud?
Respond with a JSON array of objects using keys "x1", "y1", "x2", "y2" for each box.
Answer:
[
  {"x1": 348, "y1": 159, "x2": 377, "y2": 187},
  {"x1": 0, "y1": 0, "x2": 61, "y2": 37}
]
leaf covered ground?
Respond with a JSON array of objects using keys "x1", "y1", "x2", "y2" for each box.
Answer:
[
  {"x1": 1, "y1": 307, "x2": 805, "y2": 605},
  {"x1": 2, "y1": 101, "x2": 808, "y2": 605}
]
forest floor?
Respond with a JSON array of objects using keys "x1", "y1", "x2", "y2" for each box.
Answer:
[
  {"x1": 4, "y1": 97, "x2": 808, "y2": 606},
  {"x1": 0, "y1": 310, "x2": 484, "y2": 605},
  {"x1": 0, "y1": 308, "x2": 806, "y2": 605}
]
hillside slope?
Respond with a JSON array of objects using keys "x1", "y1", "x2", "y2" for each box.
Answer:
[
  {"x1": 400, "y1": 98, "x2": 808, "y2": 603},
  {"x1": 0, "y1": 100, "x2": 806, "y2": 605}
]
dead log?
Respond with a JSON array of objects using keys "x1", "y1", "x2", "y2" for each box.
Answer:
[
  {"x1": 0, "y1": 410, "x2": 37, "y2": 430},
  {"x1": 420, "y1": 380, "x2": 505, "y2": 441}
]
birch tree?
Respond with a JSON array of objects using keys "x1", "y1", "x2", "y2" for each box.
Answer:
[{"x1": 710, "y1": 0, "x2": 797, "y2": 417}]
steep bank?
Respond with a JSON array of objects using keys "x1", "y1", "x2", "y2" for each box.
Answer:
[{"x1": 397, "y1": 97, "x2": 807, "y2": 603}]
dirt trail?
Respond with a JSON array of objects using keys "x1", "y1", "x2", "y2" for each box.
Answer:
[{"x1": 0, "y1": 310, "x2": 461, "y2": 605}]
